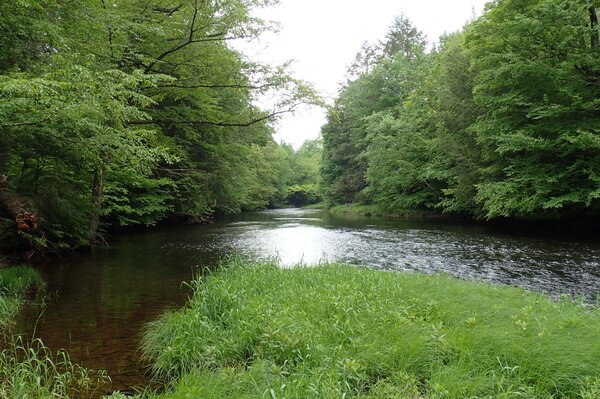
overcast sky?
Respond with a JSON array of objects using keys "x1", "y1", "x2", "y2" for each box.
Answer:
[{"x1": 241, "y1": 0, "x2": 490, "y2": 149}]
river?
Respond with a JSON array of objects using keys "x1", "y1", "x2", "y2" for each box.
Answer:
[{"x1": 18, "y1": 208, "x2": 600, "y2": 394}]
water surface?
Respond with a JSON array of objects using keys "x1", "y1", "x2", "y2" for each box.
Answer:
[{"x1": 19, "y1": 209, "x2": 600, "y2": 393}]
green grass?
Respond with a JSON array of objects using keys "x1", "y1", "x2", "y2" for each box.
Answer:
[
  {"x1": 0, "y1": 336, "x2": 110, "y2": 398},
  {"x1": 0, "y1": 265, "x2": 109, "y2": 398},
  {"x1": 328, "y1": 203, "x2": 385, "y2": 216},
  {"x1": 302, "y1": 202, "x2": 327, "y2": 210},
  {"x1": 327, "y1": 203, "x2": 433, "y2": 217},
  {"x1": 0, "y1": 265, "x2": 43, "y2": 329},
  {"x1": 141, "y1": 259, "x2": 600, "y2": 398}
]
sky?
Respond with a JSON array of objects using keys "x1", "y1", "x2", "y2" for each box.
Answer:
[{"x1": 240, "y1": 0, "x2": 490, "y2": 149}]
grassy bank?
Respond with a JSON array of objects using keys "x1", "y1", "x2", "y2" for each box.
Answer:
[
  {"x1": 328, "y1": 203, "x2": 436, "y2": 217},
  {"x1": 301, "y1": 202, "x2": 327, "y2": 210},
  {"x1": 0, "y1": 265, "x2": 43, "y2": 329},
  {"x1": 140, "y1": 260, "x2": 600, "y2": 398},
  {"x1": 0, "y1": 265, "x2": 109, "y2": 398},
  {"x1": 328, "y1": 203, "x2": 385, "y2": 216}
]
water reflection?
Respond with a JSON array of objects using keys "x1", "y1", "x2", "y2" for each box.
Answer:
[
  {"x1": 206, "y1": 209, "x2": 600, "y2": 299},
  {"x1": 18, "y1": 208, "x2": 600, "y2": 394}
]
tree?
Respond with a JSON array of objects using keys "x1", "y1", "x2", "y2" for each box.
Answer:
[
  {"x1": 381, "y1": 14, "x2": 427, "y2": 60},
  {"x1": 466, "y1": 0, "x2": 600, "y2": 219},
  {"x1": 423, "y1": 33, "x2": 483, "y2": 216},
  {"x1": 0, "y1": 0, "x2": 319, "y2": 254},
  {"x1": 321, "y1": 15, "x2": 428, "y2": 206}
]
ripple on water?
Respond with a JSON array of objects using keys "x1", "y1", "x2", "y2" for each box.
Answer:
[{"x1": 18, "y1": 208, "x2": 600, "y2": 395}]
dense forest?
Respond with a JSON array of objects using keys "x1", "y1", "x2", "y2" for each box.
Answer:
[
  {"x1": 2, "y1": 1, "x2": 600, "y2": 398},
  {"x1": 2, "y1": 0, "x2": 599, "y2": 258},
  {"x1": 321, "y1": 0, "x2": 600, "y2": 222},
  {"x1": 0, "y1": 0, "x2": 321, "y2": 255}
]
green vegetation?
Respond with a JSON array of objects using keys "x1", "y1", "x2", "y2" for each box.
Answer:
[
  {"x1": 0, "y1": 337, "x2": 110, "y2": 398},
  {"x1": 3, "y1": 0, "x2": 594, "y2": 256},
  {"x1": 0, "y1": 266, "x2": 108, "y2": 398},
  {"x1": 322, "y1": 1, "x2": 600, "y2": 221},
  {"x1": 0, "y1": 0, "x2": 320, "y2": 255},
  {"x1": 275, "y1": 139, "x2": 324, "y2": 208},
  {"x1": 0, "y1": 265, "x2": 42, "y2": 328},
  {"x1": 329, "y1": 203, "x2": 385, "y2": 216},
  {"x1": 328, "y1": 203, "x2": 434, "y2": 217},
  {"x1": 140, "y1": 260, "x2": 600, "y2": 398},
  {"x1": 302, "y1": 202, "x2": 327, "y2": 210}
]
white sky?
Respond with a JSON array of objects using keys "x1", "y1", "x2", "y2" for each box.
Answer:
[{"x1": 241, "y1": 0, "x2": 490, "y2": 149}]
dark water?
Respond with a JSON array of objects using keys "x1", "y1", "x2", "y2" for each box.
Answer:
[{"x1": 18, "y1": 209, "x2": 600, "y2": 393}]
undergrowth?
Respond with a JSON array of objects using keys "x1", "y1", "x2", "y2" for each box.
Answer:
[{"x1": 141, "y1": 259, "x2": 600, "y2": 398}]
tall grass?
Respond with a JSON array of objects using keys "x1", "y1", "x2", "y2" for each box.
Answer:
[
  {"x1": 0, "y1": 336, "x2": 110, "y2": 398},
  {"x1": 328, "y1": 203, "x2": 386, "y2": 216},
  {"x1": 0, "y1": 265, "x2": 110, "y2": 398},
  {"x1": 142, "y1": 259, "x2": 600, "y2": 398},
  {"x1": 0, "y1": 265, "x2": 43, "y2": 328}
]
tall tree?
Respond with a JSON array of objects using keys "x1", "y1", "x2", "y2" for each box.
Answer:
[
  {"x1": 466, "y1": 0, "x2": 600, "y2": 219},
  {"x1": 321, "y1": 15, "x2": 428, "y2": 206},
  {"x1": 381, "y1": 14, "x2": 427, "y2": 59},
  {"x1": 0, "y1": 0, "x2": 318, "y2": 254}
]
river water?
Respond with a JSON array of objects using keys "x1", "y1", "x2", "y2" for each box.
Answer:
[{"x1": 18, "y1": 208, "x2": 600, "y2": 393}]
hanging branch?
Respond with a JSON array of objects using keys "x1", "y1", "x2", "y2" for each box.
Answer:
[
  {"x1": 128, "y1": 103, "x2": 302, "y2": 127},
  {"x1": 150, "y1": 82, "x2": 277, "y2": 90}
]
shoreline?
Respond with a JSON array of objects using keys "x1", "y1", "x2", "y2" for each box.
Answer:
[
  {"x1": 5, "y1": 256, "x2": 600, "y2": 397},
  {"x1": 139, "y1": 260, "x2": 600, "y2": 398}
]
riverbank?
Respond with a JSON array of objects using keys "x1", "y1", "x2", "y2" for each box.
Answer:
[
  {"x1": 326, "y1": 203, "x2": 439, "y2": 218},
  {"x1": 0, "y1": 265, "x2": 109, "y2": 397},
  {"x1": 0, "y1": 265, "x2": 42, "y2": 329},
  {"x1": 323, "y1": 203, "x2": 600, "y2": 238},
  {"x1": 139, "y1": 259, "x2": 600, "y2": 398}
]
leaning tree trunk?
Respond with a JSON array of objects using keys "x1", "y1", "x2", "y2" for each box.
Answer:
[{"x1": 0, "y1": 175, "x2": 40, "y2": 235}]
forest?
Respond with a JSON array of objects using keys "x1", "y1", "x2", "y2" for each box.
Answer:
[
  {"x1": 0, "y1": 0, "x2": 321, "y2": 256},
  {"x1": 2, "y1": 0, "x2": 600, "y2": 398},
  {"x1": 321, "y1": 0, "x2": 600, "y2": 222},
  {"x1": 1, "y1": 0, "x2": 599, "y2": 258}
]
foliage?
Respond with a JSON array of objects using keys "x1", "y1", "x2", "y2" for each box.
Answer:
[
  {"x1": 286, "y1": 184, "x2": 321, "y2": 207},
  {"x1": 0, "y1": 0, "x2": 319, "y2": 252},
  {"x1": 466, "y1": 0, "x2": 600, "y2": 218},
  {"x1": 0, "y1": 265, "x2": 43, "y2": 328},
  {"x1": 321, "y1": 16, "x2": 429, "y2": 206},
  {"x1": 321, "y1": 2, "x2": 600, "y2": 221},
  {"x1": 142, "y1": 259, "x2": 600, "y2": 398},
  {"x1": 278, "y1": 139, "x2": 323, "y2": 207},
  {"x1": 0, "y1": 336, "x2": 110, "y2": 398}
]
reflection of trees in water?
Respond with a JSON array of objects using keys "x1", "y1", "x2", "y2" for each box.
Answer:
[{"x1": 22, "y1": 209, "x2": 600, "y2": 392}]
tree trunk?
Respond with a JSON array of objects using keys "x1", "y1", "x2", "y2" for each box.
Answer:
[
  {"x1": 88, "y1": 163, "x2": 106, "y2": 243},
  {"x1": 0, "y1": 175, "x2": 39, "y2": 234},
  {"x1": 591, "y1": 7, "x2": 599, "y2": 49}
]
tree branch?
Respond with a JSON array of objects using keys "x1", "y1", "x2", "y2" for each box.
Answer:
[
  {"x1": 0, "y1": 120, "x2": 48, "y2": 128},
  {"x1": 128, "y1": 103, "x2": 302, "y2": 127},
  {"x1": 153, "y1": 4, "x2": 183, "y2": 16},
  {"x1": 149, "y1": 82, "x2": 276, "y2": 90}
]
